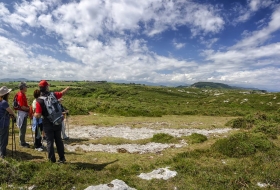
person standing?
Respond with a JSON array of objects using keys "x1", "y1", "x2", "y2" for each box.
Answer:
[
  {"x1": 32, "y1": 89, "x2": 44, "y2": 151},
  {"x1": 16, "y1": 82, "x2": 30, "y2": 148},
  {"x1": 35, "y1": 80, "x2": 70, "y2": 163},
  {"x1": 0, "y1": 86, "x2": 17, "y2": 158},
  {"x1": 58, "y1": 98, "x2": 69, "y2": 140}
]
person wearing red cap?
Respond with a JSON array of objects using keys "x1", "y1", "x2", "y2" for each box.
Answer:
[{"x1": 35, "y1": 80, "x2": 70, "y2": 163}]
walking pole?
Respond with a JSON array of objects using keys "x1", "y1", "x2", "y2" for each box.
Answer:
[
  {"x1": 13, "y1": 119, "x2": 16, "y2": 156},
  {"x1": 29, "y1": 117, "x2": 34, "y2": 144},
  {"x1": 11, "y1": 119, "x2": 14, "y2": 157},
  {"x1": 11, "y1": 118, "x2": 16, "y2": 157},
  {"x1": 66, "y1": 114, "x2": 69, "y2": 138}
]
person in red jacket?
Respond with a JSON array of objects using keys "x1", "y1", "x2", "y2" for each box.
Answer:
[
  {"x1": 16, "y1": 82, "x2": 30, "y2": 148},
  {"x1": 35, "y1": 80, "x2": 70, "y2": 163}
]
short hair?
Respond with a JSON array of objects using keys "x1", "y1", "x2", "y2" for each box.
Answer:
[
  {"x1": 2, "y1": 93, "x2": 9, "y2": 101},
  {"x1": 39, "y1": 86, "x2": 47, "y2": 93},
  {"x1": 33, "y1": 89, "x2": 41, "y2": 98},
  {"x1": 19, "y1": 82, "x2": 28, "y2": 90}
]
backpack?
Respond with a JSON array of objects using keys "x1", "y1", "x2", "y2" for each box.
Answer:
[
  {"x1": 39, "y1": 92, "x2": 63, "y2": 125},
  {"x1": 13, "y1": 93, "x2": 20, "y2": 110}
]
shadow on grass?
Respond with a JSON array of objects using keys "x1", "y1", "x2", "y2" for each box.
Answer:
[
  {"x1": 6, "y1": 149, "x2": 44, "y2": 161},
  {"x1": 72, "y1": 159, "x2": 118, "y2": 171},
  {"x1": 62, "y1": 138, "x2": 90, "y2": 144}
]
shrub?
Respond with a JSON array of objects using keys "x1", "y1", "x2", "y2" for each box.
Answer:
[
  {"x1": 253, "y1": 123, "x2": 280, "y2": 139},
  {"x1": 226, "y1": 117, "x2": 254, "y2": 129},
  {"x1": 184, "y1": 133, "x2": 207, "y2": 144},
  {"x1": 212, "y1": 132, "x2": 275, "y2": 158},
  {"x1": 151, "y1": 133, "x2": 175, "y2": 143},
  {"x1": 253, "y1": 112, "x2": 267, "y2": 120}
]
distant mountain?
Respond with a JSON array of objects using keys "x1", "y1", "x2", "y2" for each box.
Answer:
[
  {"x1": 189, "y1": 82, "x2": 264, "y2": 91},
  {"x1": 191, "y1": 82, "x2": 233, "y2": 89},
  {"x1": 111, "y1": 80, "x2": 186, "y2": 87},
  {"x1": 0, "y1": 78, "x2": 29, "y2": 82}
]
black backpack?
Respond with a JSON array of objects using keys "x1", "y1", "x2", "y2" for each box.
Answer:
[
  {"x1": 39, "y1": 92, "x2": 63, "y2": 125},
  {"x1": 12, "y1": 93, "x2": 20, "y2": 110}
]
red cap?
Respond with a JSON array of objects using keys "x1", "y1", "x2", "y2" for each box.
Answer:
[{"x1": 39, "y1": 80, "x2": 49, "y2": 87}]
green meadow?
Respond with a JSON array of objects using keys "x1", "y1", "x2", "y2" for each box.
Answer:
[{"x1": 0, "y1": 81, "x2": 280, "y2": 189}]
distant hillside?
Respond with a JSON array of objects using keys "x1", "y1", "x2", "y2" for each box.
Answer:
[
  {"x1": 191, "y1": 82, "x2": 233, "y2": 89},
  {"x1": 0, "y1": 78, "x2": 29, "y2": 82},
  {"x1": 189, "y1": 82, "x2": 264, "y2": 91}
]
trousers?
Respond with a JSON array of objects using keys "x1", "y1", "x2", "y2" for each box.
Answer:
[{"x1": 44, "y1": 124, "x2": 65, "y2": 162}]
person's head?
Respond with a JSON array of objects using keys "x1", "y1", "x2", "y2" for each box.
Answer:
[
  {"x1": 38, "y1": 80, "x2": 49, "y2": 93},
  {"x1": 19, "y1": 81, "x2": 28, "y2": 93},
  {"x1": 33, "y1": 89, "x2": 41, "y2": 99},
  {"x1": 0, "y1": 86, "x2": 12, "y2": 101}
]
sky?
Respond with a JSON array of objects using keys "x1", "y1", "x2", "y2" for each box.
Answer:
[{"x1": 0, "y1": 0, "x2": 280, "y2": 91}]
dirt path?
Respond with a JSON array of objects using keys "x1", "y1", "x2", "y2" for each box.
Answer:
[
  {"x1": 64, "y1": 125, "x2": 234, "y2": 153},
  {"x1": 67, "y1": 125, "x2": 232, "y2": 140}
]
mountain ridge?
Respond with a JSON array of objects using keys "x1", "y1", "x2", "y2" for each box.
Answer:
[{"x1": 0, "y1": 78, "x2": 268, "y2": 92}]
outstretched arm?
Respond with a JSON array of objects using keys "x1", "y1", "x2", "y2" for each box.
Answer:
[{"x1": 60, "y1": 86, "x2": 70, "y2": 95}]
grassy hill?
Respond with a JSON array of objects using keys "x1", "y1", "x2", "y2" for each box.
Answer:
[
  {"x1": 0, "y1": 81, "x2": 280, "y2": 189},
  {"x1": 2, "y1": 81, "x2": 278, "y2": 117},
  {"x1": 190, "y1": 81, "x2": 264, "y2": 91},
  {"x1": 191, "y1": 81, "x2": 234, "y2": 89}
]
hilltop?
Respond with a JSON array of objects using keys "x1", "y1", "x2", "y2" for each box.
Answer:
[
  {"x1": 188, "y1": 81, "x2": 265, "y2": 91},
  {"x1": 0, "y1": 78, "x2": 29, "y2": 82},
  {"x1": 0, "y1": 78, "x2": 268, "y2": 92}
]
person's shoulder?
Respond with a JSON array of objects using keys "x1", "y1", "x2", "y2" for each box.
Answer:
[
  {"x1": 17, "y1": 91, "x2": 26, "y2": 97},
  {"x1": 54, "y1": 91, "x2": 62, "y2": 97},
  {"x1": 1, "y1": 100, "x2": 9, "y2": 107}
]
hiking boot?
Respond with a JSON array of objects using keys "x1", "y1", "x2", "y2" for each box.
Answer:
[
  {"x1": 42, "y1": 136, "x2": 47, "y2": 141},
  {"x1": 40, "y1": 145, "x2": 46, "y2": 149},
  {"x1": 58, "y1": 158, "x2": 66, "y2": 164},
  {"x1": 35, "y1": 147, "x2": 43, "y2": 152},
  {"x1": 63, "y1": 137, "x2": 69, "y2": 140},
  {"x1": 21, "y1": 143, "x2": 30, "y2": 148}
]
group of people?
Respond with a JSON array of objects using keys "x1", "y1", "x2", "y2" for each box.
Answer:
[{"x1": 0, "y1": 80, "x2": 70, "y2": 163}]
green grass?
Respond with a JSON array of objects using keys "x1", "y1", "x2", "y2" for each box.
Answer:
[
  {"x1": 4, "y1": 81, "x2": 280, "y2": 117},
  {"x1": 1, "y1": 81, "x2": 280, "y2": 189}
]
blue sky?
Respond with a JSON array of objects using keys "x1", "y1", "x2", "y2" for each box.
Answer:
[{"x1": 0, "y1": 0, "x2": 280, "y2": 91}]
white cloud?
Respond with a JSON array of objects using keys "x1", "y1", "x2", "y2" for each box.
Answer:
[
  {"x1": 172, "y1": 39, "x2": 185, "y2": 49},
  {"x1": 0, "y1": 0, "x2": 279, "y2": 91},
  {"x1": 0, "y1": 3, "x2": 9, "y2": 17},
  {"x1": 249, "y1": 0, "x2": 273, "y2": 11},
  {"x1": 1, "y1": 0, "x2": 225, "y2": 43},
  {"x1": 207, "y1": 67, "x2": 280, "y2": 90},
  {"x1": 201, "y1": 38, "x2": 219, "y2": 48},
  {"x1": 232, "y1": 6, "x2": 280, "y2": 49},
  {"x1": 204, "y1": 42, "x2": 280, "y2": 72},
  {"x1": 0, "y1": 28, "x2": 9, "y2": 35},
  {"x1": 234, "y1": 0, "x2": 274, "y2": 23}
]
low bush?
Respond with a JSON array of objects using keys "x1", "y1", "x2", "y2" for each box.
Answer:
[
  {"x1": 253, "y1": 123, "x2": 280, "y2": 139},
  {"x1": 151, "y1": 133, "x2": 175, "y2": 143},
  {"x1": 184, "y1": 133, "x2": 207, "y2": 144},
  {"x1": 233, "y1": 118, "x2": 254, "y2": 129},
  {"x1": 211, "y1": 132, "x2": 275, "y2": 158}
]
